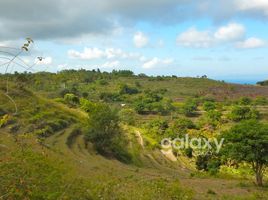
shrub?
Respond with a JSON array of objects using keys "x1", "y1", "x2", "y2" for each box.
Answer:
[
  {"x1": 64, "y1": 93, "x2": 79, "y2": 105},
  {"x1": 99, "y1": 92, "x2": 121, "y2": 102},
  {"x1": 228, "y1": 106, "x2": 259, "y2": 122},
  {"x1": 182, "y1": 99, "x2": 198, "y2": 117},
  {"x1": 184, "y1": 147, "x2": 193, "y2": 158},
  {"x1": 119, "y1": 109, "x2": 137, "y2": 125},
  {"x1": 97, "y1": 79, "x2": 109, "y2": 85},
  {"x1": 196, "y1": 154, "x2": 221, "y2": 174},
  {"x1": 254, "y1": 96, "x2": 268, "y2": 105},
  {"x1": 146, "y1": 118, "x2": 169, "y2": 138},
  {"x1": 203, "y1": 101, "x2": 216, "y2": 111},
  {"x1": 0, "y1": 114, "x2": 10, "y2": 128},
  {"x1": 170, "y1": 117, "x2": 196, "y2": 136},
  {"x1": 119, "y1": 84, "x2": 139, "y2": 95},
  {"x1": 59, "y1": 88, "x2": 70, "y2": 97},
  {"x1": 239, "y1": 97, "x2": 252, "y2": 105}
]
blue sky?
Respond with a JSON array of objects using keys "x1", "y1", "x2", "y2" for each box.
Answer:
[{"x1": 0, "y1": 0, "x2": 268, "y2": 83}]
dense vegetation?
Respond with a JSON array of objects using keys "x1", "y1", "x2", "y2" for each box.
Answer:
[{"x1": 1, "y1": 69, "x2": 268, "y2": 199}]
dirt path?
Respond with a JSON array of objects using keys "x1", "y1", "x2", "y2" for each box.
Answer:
[
  {"x1": 135, "y1": 130, "x2": 144, "y2": 148},
  {"x1": 160, "y1": 149, "x2": 177, "y2": 162}
]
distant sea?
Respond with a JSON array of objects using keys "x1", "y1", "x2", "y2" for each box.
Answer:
[{"x1": 223, "y1": 79, "x2": 258, "y2": 85}]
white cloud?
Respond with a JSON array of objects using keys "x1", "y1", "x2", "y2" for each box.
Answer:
[
  {"x1": 177, "y1": 23, "x2": 246, "y2": 48},
  {"x1": 139, "y1": 56, "x2": 147, "y2": 62},
  {"x1": 105, "y1": 48, "x2": 126, "y2": 59},
  {"x1": 235, "y1": 0, "x2": 268, "y2": 15},
  {"x1": 214, "y1": 23, "x2": 245, "y2": 41},
  {"x1": 142, "y1": 57, "x2": 173, "y2": 69},
  {"x1": 176, "y1": 28, "x2": 213, "y2": 48},
  {"x1": 101, "y1": 60, "x2": 120, "y2": 68},
  {"x1": 57, "y1": 63, "x2": 68, "y2": 70},
  {"x1": 236, "y1": 37, "x2": 266, "y2": 49},
  {"x1": 68, "y1": 47, "x2": 140, "y2": 60},
  {"x1": 68, "y1": 48, "x2": 105, "y2": 60},
  {"x1": 35, "y1": 57, "x2": 52, "y2": 65},
  {"x1": 133, "y1": 31, "x2": 149, "y2": 48}
]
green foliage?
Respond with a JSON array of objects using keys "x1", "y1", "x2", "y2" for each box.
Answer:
[
  {"x1": 112, "y1": 70, "x2": 134, "y2": 76},
  {"x1": 99, "y1": 91, "x2": 121, "y2": 102},
  {"x1": 147, "y1": 118, "x2": 169, "y2": 133},
  {"x1": 134, "y1": 90, "x2": 174, "y2": 115},
  {"x1": 145, "y1": 118, "x2": 169, "y2": 140},
  {"x1": 198, "y1": 110, "x2": 222, "y2": 128},
  {"x1": 64, "y1": 93, "x2": 79, "y2": 106},
  {"x1": 257, "y1": 80, "x2": 268, "y2": 86},
  {"x1": 182, "y1": 99, "x2": 198, "y2": 117},
  {"x1": 203, "y1": 101, "x2": 216, "y2": 111},
  {"x1": 119, "y1": 83, "x2": 139, "y2": 95},
  {"x1": 196, "y1": 154, "x2": 221, "y2": 175},
  {"x1": 0, "y1": 114, "x2": 10, "y2": 128},
  {"x1": 254, "y1": 96, "x2": 268, "y2": 105},
  {"x1": 239, "y1": 97, "x2": 252, "y2": 105},
  {"x1": 59, "y1": 88, "x2": 70, "y2": 97},
  {"x1": 184, "y1": 147, "x2": 193, "y2": 158},
  {"x1": 119, "y1": 108, "x2": 137, "y2": 125},
  {"x1": 228, "y1": 106, "x2": 259, "y2": 122},
  {"x1": 221, "y1": 120, "x2": 268, "y2": 186},
  {"x1": 0, "y1": 149, "x2": 65, "y2": 199},
  {"x1": 97, "y1": 79, "x2": 109, "y2": 85},
  {"x1": 170, "y1": 117, "x2": 196, "y2": 136},
  {"x1": 84, "y1": 102, "x2": 131, "y2": 163}
]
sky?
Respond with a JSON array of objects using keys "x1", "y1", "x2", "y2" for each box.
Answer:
[{"x1": 0, "y1": 0, "x2": 268, "y2": 83}]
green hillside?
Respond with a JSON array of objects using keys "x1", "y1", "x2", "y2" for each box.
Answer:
[{"x1": 1, "y1": 70, "x2": 268, "y2": 200}]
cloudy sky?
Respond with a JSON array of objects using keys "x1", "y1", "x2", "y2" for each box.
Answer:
[{"x1": 0, "y1": 0, "x2": 268, "y2": 83}]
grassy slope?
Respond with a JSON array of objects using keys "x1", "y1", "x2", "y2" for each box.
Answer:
[{"x1": 1, "y1": 78, "x2": 268, "y2": 199}]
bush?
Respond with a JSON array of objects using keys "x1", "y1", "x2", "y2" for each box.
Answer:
[
  {"x1": 59, "y1": 88, "x2": 70, "y2": 97},
  {"x1": 196, "y1": 154, "x2": 221, "y2": 174},
  {"x1": 119, "y1": 109, "x2": 137, "y2": 125},
  {"x1": 170, "y1": 117, "x2": 196, "y2": 136},
  {"x1": 64, "y1": 93, "x2": 79, "y2": 106},
  {"x1": 184, "y1": 147, "x2": 193, "y2": 158},
  {"x1": 182, "y1": 99, "x2": 198, "y2": 117},
  {"x1": 99, "y1": 92, "x2": 121, "y2": 102},
  {"x1": 133, "y1": 92, "x2": 173, "y2": 115},
  {"x1": 146, "y1": 118, "x2": 169, "y2": 138},
  {"x1": 97, "y1": 79, "x2": 109, "y2": 85},
  {"x1": 119, "y1": 84, "x2": 139, "y2": 95},
  {"x1": 228, "y1": 106, "x2": 259, "y2": 122},
  {"x1": 239, "y1": 97, "x2": 252, "y2": 105},
  {"x1": 254, "y1": 96, "x2": 268, "y2": 105},
  {"x1": 203, "y1": 101, "x2": 216, "y2": 111},
  {"x1": 0, "y1": 114, "x2": 10, "y2": 128}
]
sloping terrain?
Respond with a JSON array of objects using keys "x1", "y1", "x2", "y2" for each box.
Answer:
[{"x1": 1, "y1": 75, "x2": 268, "y2": 199}]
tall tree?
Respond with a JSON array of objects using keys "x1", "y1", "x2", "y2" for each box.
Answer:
[{"x1": 221, "y1": 120, "x2": 268, "y2": 186}]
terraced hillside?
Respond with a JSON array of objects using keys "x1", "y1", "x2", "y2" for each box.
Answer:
[{"x1": 1, "y1": 72, "x2": 268, "y2": 199}]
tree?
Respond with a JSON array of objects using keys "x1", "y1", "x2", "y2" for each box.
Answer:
[
  {"x1": 171, "y1": 117, "x2": 196, "y2": 136},
  {"x1": 84, "y1": 102, "x2": 131, "y2": 163},
  {"x1": 221, "y1": 120, "x2": 268, "y2": 186}
]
